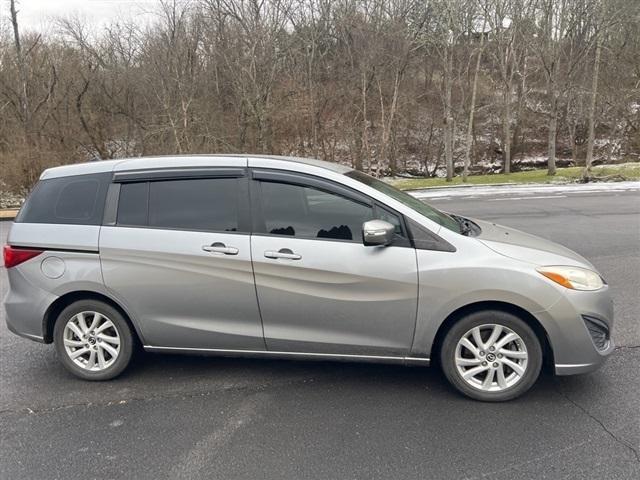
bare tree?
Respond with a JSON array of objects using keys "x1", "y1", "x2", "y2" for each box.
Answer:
[
  {"x1": 582, "y1": 0, "x2": 626, "y2": 180},
  {"x1": 484, "y1": 0, "x2": 533, "y2": 174},
  {"x1": 463, "y1": 13, "x2": 487, "y2": 181},
  {"x1": 536, "y1": 0, "x2": 594, "y2": 175},
  {"x1": 424, "y1": 0, "x2": 465, "y2": 181},
  {"x1": 9, "y1": 0, "x2": 29, "y2": 137},
  {"x1": 1, "y1": 0, "x2": 639, "y2": 194},
  {"x1": 583, "y1": 29, "x2": 601, "y2": 178}
]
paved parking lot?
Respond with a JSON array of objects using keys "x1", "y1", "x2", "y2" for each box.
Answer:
[{"x1": 1, "y1": 188, "x2": 639, "y2": 479}]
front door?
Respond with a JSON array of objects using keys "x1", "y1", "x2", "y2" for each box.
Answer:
[
  {"x1": 250, "y1": 172, "x2": 418, "y2": 356},
  {"x1": 100, "y1": 172, "x2": 264, "y2": 351}
]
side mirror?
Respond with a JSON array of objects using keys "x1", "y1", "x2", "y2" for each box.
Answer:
[{"x1": 362, "y1": 219, "x2": 395, "y2": 246}]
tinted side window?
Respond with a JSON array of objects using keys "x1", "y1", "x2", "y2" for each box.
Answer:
[
  {"x1": 16, "y1": 172, "x2": 110, "y2": 225},
  {"x1": 117, "y1": 182, "x2": 148, "y2": 226},
  {"x1": 259, "y1": 181, "x2": 373, "y2": 241},
  {"x1": 117, "y1": 178, "x2": 240, "y2": 232}
]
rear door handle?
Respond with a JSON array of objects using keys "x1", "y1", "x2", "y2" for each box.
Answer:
[
  {"x1": 264, "y1": 248, "x2": 301, "y2": 260},
  {"x1": 202, "y1": 242, "x2": 239, "y2": 255}
]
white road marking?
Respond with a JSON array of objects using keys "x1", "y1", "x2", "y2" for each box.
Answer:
[
  {"x1": 566, "y1": 189, "x2": 626, "y2": 194},
  {"x1": 487, "y1": 195, "x2": 567, "y2": 201},
  {"x1": 529, "y1": 195, "x2": 567, "y2": 199}
]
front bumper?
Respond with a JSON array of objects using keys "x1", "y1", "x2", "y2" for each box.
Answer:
[
  {"x1": 554, "y1": 338, "x2": 614, "y2": 375},
  {"x1": 533, "y1": 285, "x2": 615, "y2": 376}
]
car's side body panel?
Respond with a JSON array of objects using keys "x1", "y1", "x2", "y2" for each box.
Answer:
[
  {"x1": 8, "y1": 223, "x2": 101, "y2": 252},
  {"x1": 411, "y1": 243, "x2": 565, "y2": 358},
  {"x1": 5, "y1": 262, "x2": 58, "y2": 342},
  {"x1": 100, "y1": 227, "x2": 264, "y2": 350},
  {"x1": 251, "y1": 234, "x2": 418, "y2": 356},
  {"x1": 247, "y1": 163, "x2": 420, "y2": 356},
  {"x1": 98, "y1": 162, "x2": 264, "y2": 351},
  {"x1": 5, "y1": 224, "x2": 106, "y2": 342}
]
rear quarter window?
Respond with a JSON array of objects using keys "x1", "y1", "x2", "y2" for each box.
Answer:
[
  {"x1": 116, "y1": 177, "x2": 241, "y2": 232},
  {"x1": 16, "y1": 172, "x2": 111, "y2": 225}
]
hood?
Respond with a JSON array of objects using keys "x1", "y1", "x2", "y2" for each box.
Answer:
[{"x1": 471, "y1": 218, "x2": 595, "y2": 269}]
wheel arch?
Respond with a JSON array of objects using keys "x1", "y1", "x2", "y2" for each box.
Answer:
[
  {"x1": 43, "y1": 290, "x2": 143, "y2": 345},
  {"x1": 430, "y1": 300, "x2": 555, "y2": 371}
]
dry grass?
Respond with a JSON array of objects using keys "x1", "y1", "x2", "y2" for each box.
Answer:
[{"x1": 391, "y1": 163, "x2": 640, "y2": 190}]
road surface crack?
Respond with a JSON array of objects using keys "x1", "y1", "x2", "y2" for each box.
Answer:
[
  {"x1": 554, "y1": 385, "x2": 640, "y2": 464},
  {"x1": 0, "y1": 375, "x2": 314, "y2": 417},
  {"x1": 170, "y1": 392, "x2": 269, "y2": 479},
  {"x1": 615, "y1": 345, "x2": 640, "y2": 350}
]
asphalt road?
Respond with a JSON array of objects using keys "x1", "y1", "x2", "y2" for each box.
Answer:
[{"x1": 1, "y1": 188, "x2": 639, "y2": 480}]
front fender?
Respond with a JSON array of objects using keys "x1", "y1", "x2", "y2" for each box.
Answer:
[{"x1": 410, "y1": 249, "x2": 564, "y2": 357}]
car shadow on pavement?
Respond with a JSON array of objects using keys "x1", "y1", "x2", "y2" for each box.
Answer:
[{"x1": 0, "y1": 342, "x2": 612, "y2": 414}]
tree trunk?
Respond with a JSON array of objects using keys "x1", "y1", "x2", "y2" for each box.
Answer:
[
  {"x1": 379, "y1": 71, "x2": 402, "y2": 177},
  {"x1": 10, "y1": 0, "x2": 29, "y2": 136},
  {"x1": 352, "y1": 128, "x2": 363, "y2": 171},
  {"x1": 502, "y1": 87, "x2": 512, "y2": 174},
  {"x1": 307, "y1": 42, "x2": 318, "y2": 158},
  {"x1": 444, "y1": 46, "x2": 453, "y2": 182},
  {"x1": 361, "y1": 71, "x2": 371, "y2": 173},
  {"x1": 511, "y1": 56, "x2": 527, "y2": 164},
  {"x1": 463, "y1": 27, "x2": 485, "y2": 182},
  {"x1": 583, "y1": 35, "x2": 602, "y2": 180},
  {"x1": 569, "y1": 121, "x2": 578, "y2": 165},
  {"x1": 545, "y1": 10, "x2": 560, "y2": 178},
  {"x1": 547, "y1": 90, "x2": 558, "y2": 176}
]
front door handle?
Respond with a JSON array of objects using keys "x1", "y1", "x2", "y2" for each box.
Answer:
[
  {"x1": 202, "y1": 242, "x2": 239, "y2": 255},
  {"x1": 264, "y1": 248, "x2": 301, "y2": 260}
]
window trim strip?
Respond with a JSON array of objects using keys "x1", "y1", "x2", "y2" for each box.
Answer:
[
  {"x1": 251, "y1": 169, "x2": 372, "y2": 206},
  {"x1": 112, "y1": 167, "x2": 245, "y2": 183}
]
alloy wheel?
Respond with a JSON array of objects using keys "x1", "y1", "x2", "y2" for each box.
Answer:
[
  {"x1": 62, "y1": 311, "x2": 121, "y2": 372},
  {"x1": 454, "y1": 323, "x2": 528, "y2": 392}
]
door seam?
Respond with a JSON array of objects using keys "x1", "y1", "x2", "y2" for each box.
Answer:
[
  {"x1": 407, "y1": 248, "x2": 420, "y2": 356},
  {"x1": 249, "y1": 241, "x2": 268, "y2": 350}
]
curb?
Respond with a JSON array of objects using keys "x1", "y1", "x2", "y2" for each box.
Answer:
[{"x1": 0, "y1": 209, "x2": 18, "y2": 220}]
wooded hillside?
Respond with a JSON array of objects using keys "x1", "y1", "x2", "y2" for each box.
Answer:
[{"x1": 1, "y1": 0, "x2": 638, "y2": 191}]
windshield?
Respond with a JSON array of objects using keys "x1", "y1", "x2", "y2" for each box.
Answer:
[{"x1": 344, "y1": 170, "x2": 461, "y2": 233}]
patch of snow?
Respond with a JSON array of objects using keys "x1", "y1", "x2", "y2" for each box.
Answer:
[
  {"x1": 515, "y1": 155, "x2": 548, "y2": 165},
  {"x1": 409, "y1": 181, "x2": 640, "y2": 199},
  {"x1": 0, "y1": 190, "x2": 24, "y2": 209}
]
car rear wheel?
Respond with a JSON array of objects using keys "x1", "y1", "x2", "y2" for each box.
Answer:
[
  {"x1": 440, "y1": 310, "x2": 543, "y2": 401},
  {"x1": 53, "y1": 300, "x2": 134, "y2": 380}
]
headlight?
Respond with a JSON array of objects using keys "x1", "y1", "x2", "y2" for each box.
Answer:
[{"x1": 536, "y1": 266, "x2": 604, "y2": 291}]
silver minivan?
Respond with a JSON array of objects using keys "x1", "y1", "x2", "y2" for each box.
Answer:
[{"x1": 3, "y1": 155, "x2": 614, "y2": 401}]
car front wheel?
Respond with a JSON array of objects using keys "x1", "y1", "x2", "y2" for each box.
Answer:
[{"x1": 440, "y1": 310, "x2": 543, "y2": 401}]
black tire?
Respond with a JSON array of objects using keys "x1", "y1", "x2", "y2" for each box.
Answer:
[
  {"x1": 53, "y1": 300, "x2": 134, "y2": 381},
  {"x1": 440, "y1": 310, "x2": 543, "y2": 402}
]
